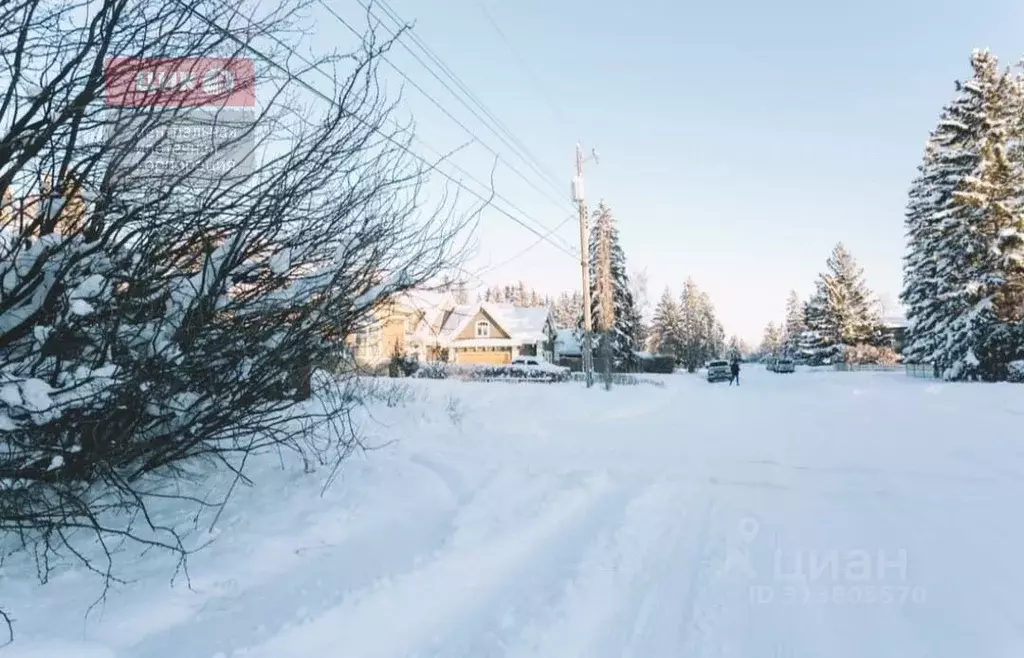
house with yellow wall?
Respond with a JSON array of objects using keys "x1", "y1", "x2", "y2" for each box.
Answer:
[
  {"x1": 347, "y1": 290, "x2": 557, "y2": 368},
  {"x1": 347, "y1": 289, "x2": 453, "y2": 367},
  {"x1": 408, "y1": 301, "x2": 556, "y2": 365}
]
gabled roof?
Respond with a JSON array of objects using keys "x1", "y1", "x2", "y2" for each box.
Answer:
[{"x1": 436, "y1": 302, "x2": 552, "y2": 344}]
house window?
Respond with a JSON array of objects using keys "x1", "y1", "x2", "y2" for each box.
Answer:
[
  {"x1": 355, "y1": 323, "x2": 381, "y2": 359},
  {"x1": 475, "y1": 320, "x2": 490, "y2": 337}
]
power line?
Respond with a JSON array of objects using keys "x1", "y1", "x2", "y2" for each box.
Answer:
[
  {"x1": 174, "y1": 0, "x2": 578, "y2": 260},
  {"x1": 322, "y1": 4, "x2": 576, "y2": 253},
  {"x1": 469, "y1": 213, "x2": 575, "y2": 281},
  {"x1": 476, "y1": 4, "x2": 571, "y2": 133},
  {"x1": 363, "y1": 0, "x2": 570, "y2": 207}
]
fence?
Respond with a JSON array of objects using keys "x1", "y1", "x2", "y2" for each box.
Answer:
[
  {"x1": 568, "y1": 372, "x2": 667, "y2": 387},
  {"x1": 832, "y1": 363, "x2": 904, "y2": 372},
  {"x1": 904, "y1": 362, "x2": 940, "y2": 379}
]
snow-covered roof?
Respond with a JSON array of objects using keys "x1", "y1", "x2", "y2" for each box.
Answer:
[
  {"x1": 554, "y1": 328, "x2": 582, "y2": 356},
  {"x1": 435, "y1": 303, "x2": 551, "y2": 345},
  {"x1": 880, "y1": 315, "x2": 908, "y2": 328},
  {"x1": 393, "y1": 289, "x2": 454, "y2": 339},
  {"x1": 490, "y1": 305, "x2": 551, "y2": 342}
]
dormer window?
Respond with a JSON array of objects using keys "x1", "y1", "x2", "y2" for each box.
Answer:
[{"x1": 475, "y1": 320, "x2": 490, "y2": 337}]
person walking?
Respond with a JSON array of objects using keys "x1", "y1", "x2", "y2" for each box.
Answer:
[{"x1": 729, "y1": 359, "x2": 740, "y2": 386}]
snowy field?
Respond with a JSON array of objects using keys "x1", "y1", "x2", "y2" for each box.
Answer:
[{"x1": 3, "y1": 366, "x2": 1024, "y2": 658}]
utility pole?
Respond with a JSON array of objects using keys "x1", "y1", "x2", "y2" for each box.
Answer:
[{"x1": 572, "y1": 142, "x2": 598, "y2": 387}]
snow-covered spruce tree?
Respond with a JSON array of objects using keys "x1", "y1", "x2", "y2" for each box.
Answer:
[
  {"x1": 676, "y1": 278, "x2": 723, "y2": 370},
  {"x1": 759, "y1": 322, "x2": 783, "y2": 357},
  {"x1": 0, "y1": 0, "x2": 466, "y2": 609},
  {"x1": 627, "y1": 270, "x2": 650, "y2": 350},
  {"x1": 586, "y1": 202, "x2": 639, "y2": 371},
  {"x1": 901, "y1": 137, "x2": 946, "y2": 365},
  {"x1": 902, "y1": 50, "x2": 1024, "y2": 380},
  {"x1": 727, "y1": 335, "x2": 743, "y2": 361},
  {"x1": 627, "y1": 268, "x2": 650, "y2": 350},
  {"x1": 650, "y1": 287, "x2": 683, "y2": 359},
  {"x1": 783, "y1": 290, "x2": 806, "y2": 355},
  {"x1": 801, "y1": 292, "x2": 832, "y2": 364},
  {"x1": 805, "y1": 243, "x2": 879, "y2": 361},
  {"x1": 942, "y1": 52, "x2": 1024, "y2": 380},
  {"x1": 551, "y1": 290, "x2": 583, "y2": 328}
]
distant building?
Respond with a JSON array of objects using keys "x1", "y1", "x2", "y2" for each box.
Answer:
[
  {"x1": 879, "y1": 315, "x2": 908, "y2": 354},
  {"x1": 553, "y1": 328, "x2": 583, "y2": 371},
  {"x1": 347, "y1": 290, "x2": 557, "y2": 368}
]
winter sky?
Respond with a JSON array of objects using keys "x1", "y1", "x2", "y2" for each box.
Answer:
[{"x1": 310, "y1": 0, "x2": 1024, "y2": 343}]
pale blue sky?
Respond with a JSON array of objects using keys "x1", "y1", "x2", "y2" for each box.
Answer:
[{"x1": 308, "y1": 0, "x2": 1024, "y2": 343}]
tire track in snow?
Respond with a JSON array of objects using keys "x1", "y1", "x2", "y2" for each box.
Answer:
[
  {"x1": 622, "y1": 492, "x2": 716, "y2": 658},
  {"x1": 235, "y1": 470, "x2": 625, "y2": 658},
  {"x1": 501, "y1": 482, "x2": 709, "y2": 658},
  {"x1": 116, "y1": 461, "x2": 504, "y2": 658},
  {"x1": 416, "y1": 476, "x2": 639, "y2": 658}
]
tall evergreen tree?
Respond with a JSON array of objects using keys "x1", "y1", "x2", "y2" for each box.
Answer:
[
  {"x1": 902, "y1": 50, "x2": 1024, "y2": 379},
  {"x1": 552, "y1": 290, "x2": 583, "y2": 328},
  {"x1": 677, "y1": 278, "x2": 724, "y2": 370},
  {"x1": 805, "y1": 243, "x2": 878, "y2": 360},
  {"x1": 629, "y1": 269, "x2": 651, "y2": 350},
  {"x1": 901, "y1": 137, "x2": 945, "y2": 364},
  {"x1": 586, "y1": 202, "x2": 639, "y2": 370},
  {"x1": 783, "y1": 290, "x2": 806, "y2": 354},
  {"x1": 727, "y1": 335, "x2": 743, "y2": 361},
  {"x1": 650, "y1": 287, "x2": 683, "y2": 358},
  {"x1": 760, "y1": 322, "x2": 783, "y2": 356},
  {"x1": 943, "y1": 52, "x2": 1024, "y2": 379}
]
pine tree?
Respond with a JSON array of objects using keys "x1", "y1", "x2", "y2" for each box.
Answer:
[
  {"x1": 587, "y1": 202, "x2": 639, "y2": 371},
  {"x1": 805, "y1": 243, "x2": 878, "y2": 362},
  {"x1": 727, "y1": 335, "x2": 743, "y2": 361},
  {"x1": 783, "y1": 290, "x2": 806, "y2": 355},
  {"x1": 760, "y1": 322, "x2": 783, "y2": 356},
  {"x1": 512, "y1": 281, "x2": 525, "y2": 305},
  {"x1": 650, "y1": 287, "x2": 683, "y2": 358},
  {"x1": 943, "y1": 52, "x2": 1024, "y2": 380},
  {"x1": 551, "y1": 290, "x2": 583, "y2": 328},
  {"x1": 901, "y1": 137, "x2": 945, "y2": 364},
  {"x1": 629, "y1": 269, "x2": 650, "y2": 350},
  {"x1": 676, "y1": 278, "x2": 724, "y2": 370},
  {"x1": 902, "y1": 50, "x2": 1024, "y2": 380}
]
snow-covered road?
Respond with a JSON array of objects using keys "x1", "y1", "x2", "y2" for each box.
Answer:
[{"x1": 4, "y1": 367, "x2": 1024, "y2": 657}]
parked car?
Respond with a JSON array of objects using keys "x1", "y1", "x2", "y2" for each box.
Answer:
[
  {"x1": 509, "y1": 356, "x2": 570, "y2": 382},
  {"x1": 775, "y1": 358, "x2": 795, "y2": 373},
  {"x1": 764, "y1": 357, "x2": 777, "y2": 372},
  {"x1": 706, "y1": 360, "x2": 731, "y2": 383}
]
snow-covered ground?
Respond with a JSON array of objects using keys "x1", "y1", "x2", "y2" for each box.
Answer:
[{"x1": 4, "y1": 366, "x2": 1024, "y2": 657}]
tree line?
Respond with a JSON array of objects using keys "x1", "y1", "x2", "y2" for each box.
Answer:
[
  {"x1": 485, "y1": 203, "x2": 731, "y2": 374},
  {"x1": 647, "y1": 280, "x2": 727, "y2": 371}
]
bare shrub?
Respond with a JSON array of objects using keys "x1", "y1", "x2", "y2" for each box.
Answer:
[{"x1": 0, "y1": 0, "x2": 473, "y2": 636}]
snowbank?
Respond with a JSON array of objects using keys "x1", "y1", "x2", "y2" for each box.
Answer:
[{"x1": 3, "y1": 368, "x2": 1024, "y2": 657}]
